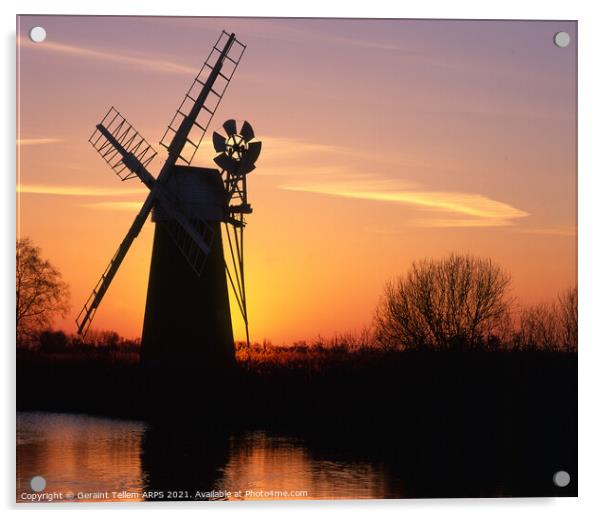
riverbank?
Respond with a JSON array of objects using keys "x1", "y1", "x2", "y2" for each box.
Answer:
[{"x1": 17, "y1": 348, "x2": 577, "y2": 497}]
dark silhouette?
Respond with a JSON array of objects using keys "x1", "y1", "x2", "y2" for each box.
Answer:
[
  {"x1": 16, "y1": 252, "x2": 577, "y2": 498},
  {"x1": 517, "y1": 287, "x2": 578, "y2": 351},
  {"x1": 16, "y1": 238, "x2": 70, "y2": 347},
  {"x1": 140, "y1": 423, "x2": 231, "y2": 500},
  {"x1": 76, "y1": 32, "x2": 257, "y2": 384},
  {"x1": 140, "y1": 167, "x2": 235, "y2": 375},
  {"x1": 558, "y1": 287, "x2": 578, "y2": 350},
  {"x1": 38, "y1": 330, "x2": 69, "y2": 354},
  {"x1": 375, "y1": 253, "x2": 512, "y2": 351}
]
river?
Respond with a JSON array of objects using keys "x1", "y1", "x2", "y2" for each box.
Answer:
[{"x1": 17, "y1": 411, "x2": 397, "y2": 502}]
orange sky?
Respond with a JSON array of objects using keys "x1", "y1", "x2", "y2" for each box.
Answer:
[{"x1": 16, "y1": 17, "x2": 577, "y2": 344}]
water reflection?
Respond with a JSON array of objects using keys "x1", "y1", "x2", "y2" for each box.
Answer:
[
  {"x1": 140, "y1": 423, "x2": 230, "y2": 500},
  {"x1": 17, "y1": 412, "x2": 147, "y2": 502},
  {"x1": 217, "y1": 431, "x2": 387, "y2": 499},
  {"x1": 17, "y1": 412, "x2": 390, "y2": 502}
]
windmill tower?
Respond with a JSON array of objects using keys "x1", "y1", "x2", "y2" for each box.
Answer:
[{"x1": 76, "y1": 31, "x2": 260, "y2": 374}]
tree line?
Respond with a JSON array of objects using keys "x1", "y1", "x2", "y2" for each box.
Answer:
[
  {"x1": 375, "y1": 253, "x2": 577, "y2": 352},
  {"x1": 16, "y1": 238, "x2": 577, "y2": 353}
]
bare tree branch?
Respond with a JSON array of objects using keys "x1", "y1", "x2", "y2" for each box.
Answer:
[
  {"x1": 375, "y1": 253, "x2": 512, "y2": 351},
  {"x1": 16, "y1": 238, "x2": 70, "y2": 347}
]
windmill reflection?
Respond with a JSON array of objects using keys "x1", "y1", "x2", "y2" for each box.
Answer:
[{"x1": 140, "y1": 423, "x2": 231, "y2": 501}]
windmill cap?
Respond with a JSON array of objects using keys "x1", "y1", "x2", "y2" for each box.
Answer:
[{"x1": 152, "y1": 166, "x2": 228, "y2": 223}]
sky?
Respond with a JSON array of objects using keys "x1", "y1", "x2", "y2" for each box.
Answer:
[{"x1": 16, "y1": 16, "x2": 577, "y2": 344}]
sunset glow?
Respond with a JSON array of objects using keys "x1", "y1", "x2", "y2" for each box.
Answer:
[{"x1": 17, "y1": 17, "x2": 577, "y2": 344}]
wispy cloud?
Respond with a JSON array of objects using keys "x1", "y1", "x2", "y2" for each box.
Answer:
[
  {"x1": 248, "y1": 135, "x2": 427, "y2": 175},
  {"x1": 80, "y1": 201, "x2": 142, "y2": 212},
  {"x1": 411, "y1": 218, "x2": 518, "y2": 228},
  {"x1": 264, "y1": 134, "x2": 528, "y2": 228},
  {"x1": 204, "y1": 135, "x2": 345, "y2": 164},
  {"x1": 517, "y1": 225, "x2": 576, "y2": 237},
  {"x1": 17, "y1": 138, "x2": 63, "y2": 146},
  {"x1": 20, "y1": 38, "x2": 198, "y2": 76},
  {"x1": 205, "y1": 18, "x2": 421, "y2": 55},
  {"x1": 260, "y1": 136, "x2": 343, "y2": 159},
  {"x1": 17, "y1": 184, "x2": 147, "y2": 197},
  {"x1": 199, "y1": 18, "x2": 473, "y2": 73},
  {"x1": 282, "y1": 182, "x2": 529, "y2": 228}
]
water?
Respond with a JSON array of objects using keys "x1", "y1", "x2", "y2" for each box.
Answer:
[{"x1": 17, "y1": 412, "x2": 392, "y2": 502}]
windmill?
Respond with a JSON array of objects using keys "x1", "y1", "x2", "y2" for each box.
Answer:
[{"x1": 76, "y1": 31, "x2": 261, "y2": 372}]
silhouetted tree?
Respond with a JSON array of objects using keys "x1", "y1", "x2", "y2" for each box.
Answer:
[
  {"x1": 517, "y1": 302, "x2": 559, "y2": 350},
  {"x1": 516, "y1": 287, "x2": 577, "y2": 351},
  {"x1": 558, "y1": 287, "x2": 577, "y2": 351},
  {"x1": 99, "y1": 330, "x2": 120, "y2": 349},
  {"x1": 84, "y1": 329, "x2": 122, "y2": 348},
  {"x1": 16, "y1": 238, "x2": 70, "y2": 347},
  {"x1": 38, "y1": 330, "x2": 69, "y2": 353},
  {"x1": 375, "y1": 253, "x2": 512, "y2": 351}
]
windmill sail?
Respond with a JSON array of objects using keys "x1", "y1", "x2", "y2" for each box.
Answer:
[
  {"x1": 160, "y1": 31, "x2": 246, "y2": 165},
  {"x1": 76, "y1": 196, "x2": 153, "y2": 335},
  {"x1": 90, "y1": 115, "x2": 213, "y2": 257},
  {"x1": 162, "y1": 217, "x2": 215, "y2": 275},
  {"x1": 76, "y1": 31, "x2": 247, "y2": 336},
  {"x1": 89, "y1": 107, "x2": 157, "y2": 180},
  {"x1": 78, "y1": 114, "x2": 213, "y2": 335}
]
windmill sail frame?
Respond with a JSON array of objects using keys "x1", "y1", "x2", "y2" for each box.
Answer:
[
  {"x1": 76, "y1": 30, "x2": 247, "y2": 337},
  {"x1": 159, "y1": 31, "x2": 246, "y2": 166}
]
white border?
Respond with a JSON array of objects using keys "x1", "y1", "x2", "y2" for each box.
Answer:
[{"x1": 3, "y1": 1, "x2": 601, "y2": 517}]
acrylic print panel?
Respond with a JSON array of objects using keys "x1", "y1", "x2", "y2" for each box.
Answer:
[{"x1": 16, "y1": 16, "x2": 577, "y2": 502}]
